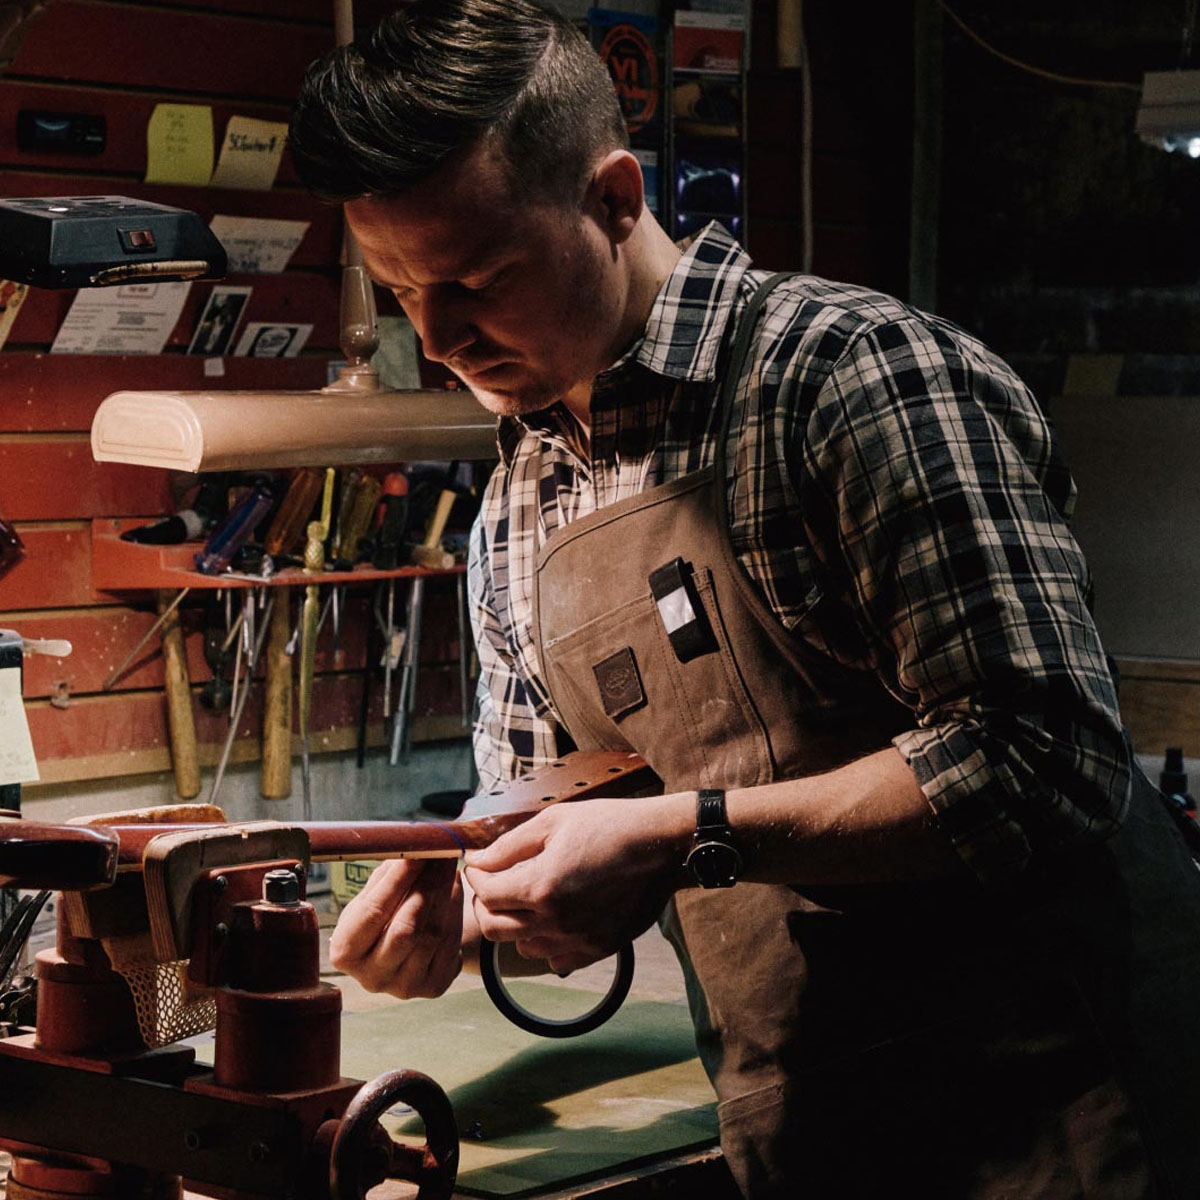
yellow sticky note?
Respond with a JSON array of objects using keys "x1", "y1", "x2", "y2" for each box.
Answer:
[
  {"x1": 0, "y1": 667, "x2": 39, "y2": 786},
  {"x1": 210, "y1": 116, "x2": 288, "y2": 191},
  {"x1": 145, "y1": 103, "x2": 213, "y2": 186}
]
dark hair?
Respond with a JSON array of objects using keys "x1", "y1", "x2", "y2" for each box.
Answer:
[{"x1": 288, "y1": 0, "x2": 628, "y2": 206}]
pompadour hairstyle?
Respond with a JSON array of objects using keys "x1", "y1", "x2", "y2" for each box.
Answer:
[{"x1": 288, "y1": 0, "x2": 629, "y2": 205}]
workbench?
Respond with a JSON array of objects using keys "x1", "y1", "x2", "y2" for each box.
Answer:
[{"x1": 185, "y1": 972, "x2": 729, "y2": 1199}]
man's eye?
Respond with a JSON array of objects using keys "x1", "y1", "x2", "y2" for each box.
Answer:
[{"x1": 463, "y1": 271, "x2": 503, "y2": 294}]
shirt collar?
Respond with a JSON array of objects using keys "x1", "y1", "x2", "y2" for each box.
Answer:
[
  {"x1": 496, "y1": 222, "x2": 752, "y2": 461},
  {"x1": 627, "y1": 221, "x2": 752, "y2": 383}
]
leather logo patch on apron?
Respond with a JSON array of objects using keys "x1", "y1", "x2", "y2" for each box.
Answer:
[{"x1": 593, "y1": 646, "x2": 646, "y2": 720}]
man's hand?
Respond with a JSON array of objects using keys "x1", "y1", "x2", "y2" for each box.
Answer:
[
  {"x1": 463, "y1": 794, "x2": 691, "y2": 976},
  {"x1": 328, "y1": 857, "x2": 464, "y2": 999}
]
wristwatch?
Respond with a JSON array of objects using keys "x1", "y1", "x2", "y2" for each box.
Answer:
[{"x1": 684, "y1": 789, "x2": 743, "y2": 888}]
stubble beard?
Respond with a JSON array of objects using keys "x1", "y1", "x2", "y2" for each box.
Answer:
[{"x1": 458, "y1": 371, "x2": 565, "y2": 420}]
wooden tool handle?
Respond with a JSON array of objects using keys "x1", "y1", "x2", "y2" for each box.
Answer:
[
  {"x1": 0, "y1": 822, "x2": 119, "y2": 890},
  {"x1": 260, "y1": 589, "x2": 293, "y2": 800},
  {"x1": 158, "y1": 589, "x2": 200, "y2": 800}
]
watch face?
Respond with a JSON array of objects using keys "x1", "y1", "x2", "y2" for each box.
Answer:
[{"x1": 687, "y1": 839, "x2": 742, "y2": 888}]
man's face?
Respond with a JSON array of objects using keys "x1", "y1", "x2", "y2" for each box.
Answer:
[{"x1": 345, "y1": 144, "x2": 625, "y2": 418}]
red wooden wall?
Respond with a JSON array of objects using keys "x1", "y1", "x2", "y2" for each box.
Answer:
[
  {"x1": 0, "y1": 0, "x2": 469, "y2": 790},
  {"x1": 746, "y1": 0, "x2": 913, "y2": 295}
]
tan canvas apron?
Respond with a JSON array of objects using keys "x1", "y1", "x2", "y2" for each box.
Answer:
[{"x1": 530, "y1": 277, "x2": 1200, "y2": 1197}]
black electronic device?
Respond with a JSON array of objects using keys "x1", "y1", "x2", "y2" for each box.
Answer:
[
  {"x1": 0, "y1": 630, "x2": 23, "y2": 813},
  {"x1": 16, "y1": 110, "x2": 106, "y2": 155},
  {"x1": 0, "y1": 196, "x2": 226, "y2": 288}
]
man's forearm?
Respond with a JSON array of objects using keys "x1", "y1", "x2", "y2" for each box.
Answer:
[{"x1": 645, "y1": 746, "x2": 967, "y2": 889}]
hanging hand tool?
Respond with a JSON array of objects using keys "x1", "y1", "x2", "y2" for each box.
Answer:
[
  {"x1": 260, "y1": 588, "x2": 292, "y2": 801},
  {"x1": 207, "y1": 593, "x2": 276, "y2": 808},
  {"x1": 375, "y1": 472, "x2": 409, "y2": 720},
  {"x1": 102, "y1": 588, "x2": 190, "y2": 691},
  {"x1": 299, "y1": 468, "x2": 336, "y2": 821},
  {"x1": 390, "y1": 488, "x2": 458, "y2": 765},
  {"x1": 158, "y1": 589, "x2": 199, "y2": 799},
  {"x1": 327, "y1": 469, "x2": 362, "y2": 670},
  {"x1": 228, "y1": 592, "x2": 249, "y2": 720},
  {"x1": 199, "y1": 595, "x2": 236, "y2": 711}
]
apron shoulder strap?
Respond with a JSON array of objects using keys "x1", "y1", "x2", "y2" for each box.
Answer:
[{"x1": 713, "y1": 271, "x2": 797, "y2": 490}]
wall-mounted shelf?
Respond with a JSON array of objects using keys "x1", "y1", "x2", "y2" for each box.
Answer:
[{"x1": 91, "y1": 518, "x2": 464, "y2": 593}]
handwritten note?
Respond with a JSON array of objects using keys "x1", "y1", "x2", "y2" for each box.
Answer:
[
  {"x1": 0, "y1": 667, "x2": 38, "y2": 786},
  {"x1": 145, "y1": 103, "x2": 214, "y2": 186},
  {"x1": 210, "y1": 116, "x2": 288, "y2": 191},
  {"x1": 209, "y1": 215, "x2": 309, "y2": 274}
]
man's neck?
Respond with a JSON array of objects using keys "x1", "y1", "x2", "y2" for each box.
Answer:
[
  {"x1": 561, "y1": 382, "x2": 593, "y2": 452},
  {"x1": 559, "y1": 217, "x2": 682, "y2": 439}
]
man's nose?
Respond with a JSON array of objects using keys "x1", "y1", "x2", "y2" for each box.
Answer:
[{"x1": 414, "y1": 287, "x2": 475, "y2": 364}]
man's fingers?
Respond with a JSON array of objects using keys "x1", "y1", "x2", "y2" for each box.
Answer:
[
  {"x1": 329, "y1": 857, "x2": 461, "y2": 989},
  {"x1": 472, "y1": 897, "x2": 538, "y2": 941},
  {"x1": 463, "y1": 820, "x2": 546, "y2": 874},
  {"x1": 328, "y1": 858, "x2": 419, "y2": 966}
]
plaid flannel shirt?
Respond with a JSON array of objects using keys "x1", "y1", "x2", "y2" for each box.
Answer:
[{"x1": 467, "y1": 224, "x2": 1129, "y2": 883}]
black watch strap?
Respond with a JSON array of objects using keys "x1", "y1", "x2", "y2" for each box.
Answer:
[
  {"x1": 686, "y1": 788, "x2": 742, "y2": 888},
  {"x1": 696, "y1": 788, "x2": 729, "y2": 834}
]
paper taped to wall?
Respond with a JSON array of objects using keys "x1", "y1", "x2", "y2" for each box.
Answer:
[
  {"x1": 0, "y1": 667, "x2": 38, "y2": 786},
  {"x1": 209, "y1": 215, "x2": 309, "y2": 273}
]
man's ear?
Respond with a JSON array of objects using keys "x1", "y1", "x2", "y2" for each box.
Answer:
[{"x1": 588, "y1": 150, "x2": 644, "y2": 243}]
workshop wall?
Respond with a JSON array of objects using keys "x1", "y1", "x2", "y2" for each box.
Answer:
[
  {"x1": 0, "y1": 0, "x2": 472, "y2": 799},
  {"x1": 745, "y1": 0, "x2": 912, "y2": 294},
  {"x1": 935, "y1": 0, "x2": 1200, "y2": 759}
]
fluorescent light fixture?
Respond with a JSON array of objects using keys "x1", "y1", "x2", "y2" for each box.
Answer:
[
  {"x1": 1136, "y1": 70, "x2": 1200, "y2": 155},
  {"x1": 91, "y1": 385, "x2": 497, "y2": 473}
]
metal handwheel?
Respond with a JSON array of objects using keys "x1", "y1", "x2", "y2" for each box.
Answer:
[
  {"x1": 478, "y1": 937, "x2": 635, "y2": 1038},
  {"x1": 329, "y1": 1068, "x2": 459, "y2": 1200}
]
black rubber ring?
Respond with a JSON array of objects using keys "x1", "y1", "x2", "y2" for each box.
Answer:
[{"x1": 478, "y1": 938, "x2": 635, "y2": 1038}]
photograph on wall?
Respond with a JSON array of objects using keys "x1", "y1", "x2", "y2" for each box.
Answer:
[
  {"x1": 234, "y1": 321, "x2": 312, "y2": 358},
  {"x1": 187, "y1": 285, "x2": 252, "y2": 356}
]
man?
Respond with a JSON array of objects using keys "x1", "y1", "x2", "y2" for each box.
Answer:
[{"x1": 289, "y1": 3, "x2": 1200, "y2": 1195}]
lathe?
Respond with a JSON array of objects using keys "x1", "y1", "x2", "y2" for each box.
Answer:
[{"x1": 0, "y1": 751, "x2": 657, "y2": 1200}]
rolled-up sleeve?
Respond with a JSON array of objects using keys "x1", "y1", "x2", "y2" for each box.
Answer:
[{"x1": 799, "y1": 317, "x2": 1130, "y2": 883}]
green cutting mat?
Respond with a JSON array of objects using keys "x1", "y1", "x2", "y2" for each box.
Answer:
[
  {"x1": 343, "y1": 985, "x2": 717, "y2": 1196},
  {"x1": 192, "y1": 984, "x2": 716, "y2": 1197}
]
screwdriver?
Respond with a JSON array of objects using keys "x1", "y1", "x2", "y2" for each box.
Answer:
[
  {"x1": 340, "y1": 474, "x2": 382, "y2": 566},
  {"x1": 330, "y1": 468, "x2": 364, "y2": 565},
  {"x1": 264, "y1": 467, "x2": 325, "y2": 560},
  {"x1": 194, "y1": 479, "x2": 275, "y2": 576}
]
